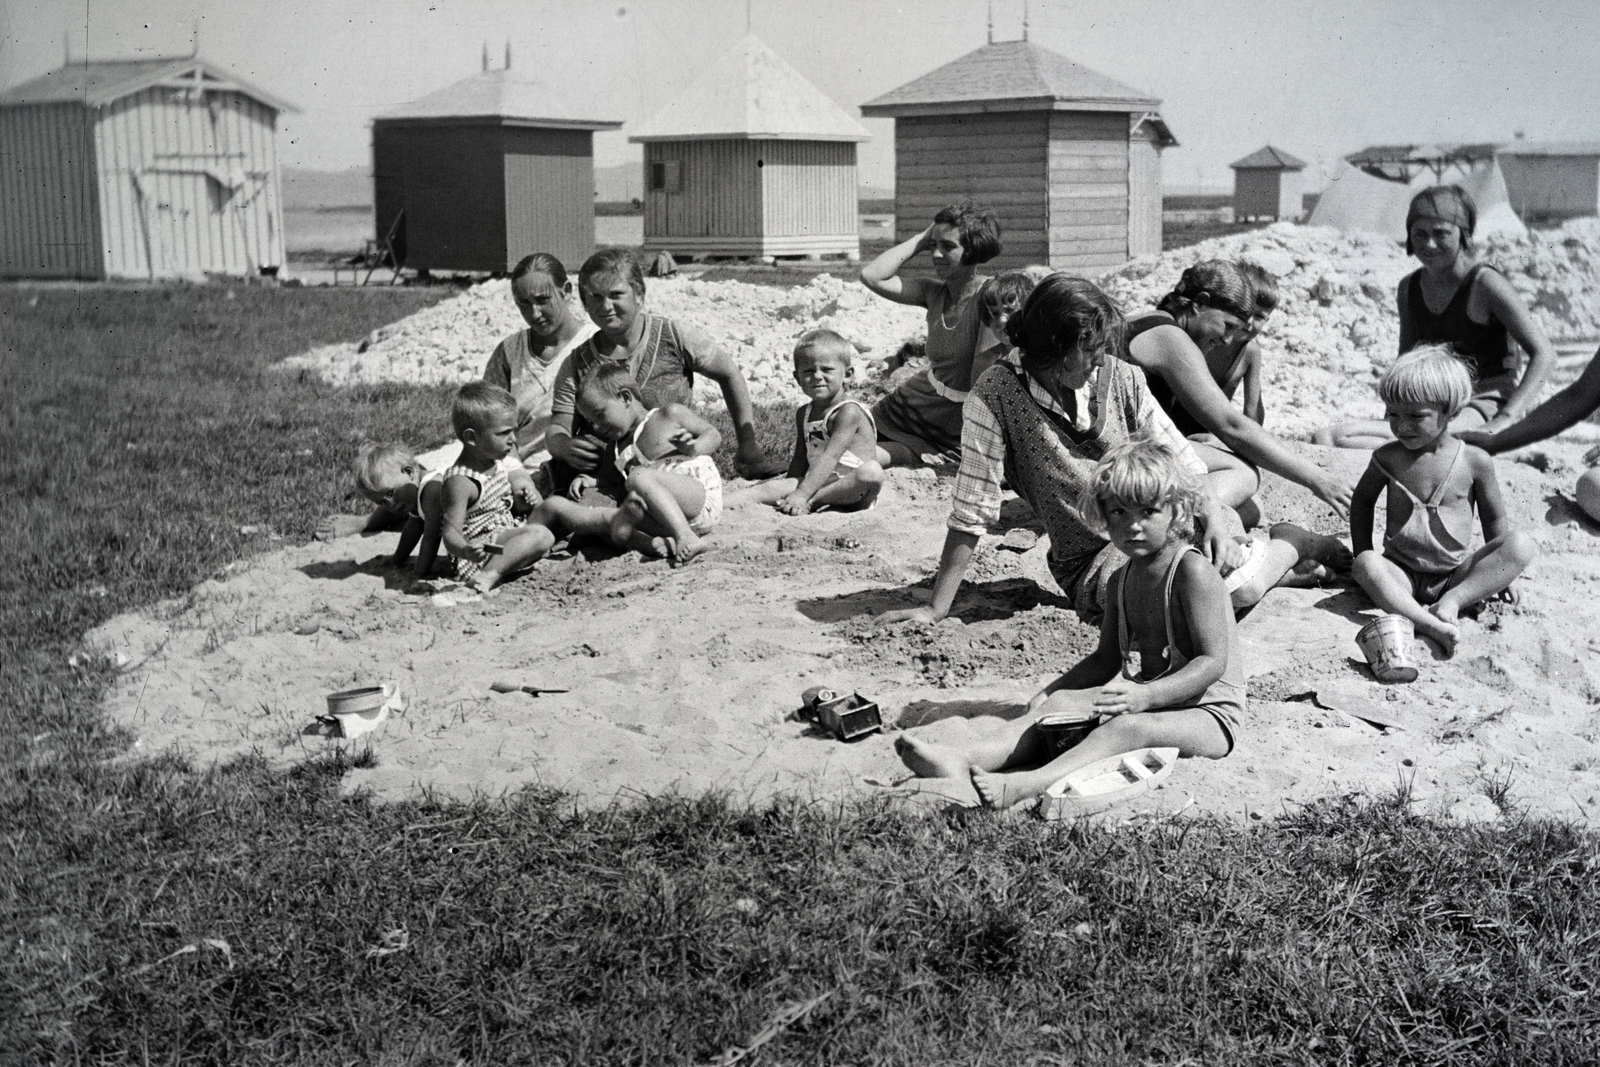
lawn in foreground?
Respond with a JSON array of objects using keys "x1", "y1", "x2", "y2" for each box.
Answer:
[{"x1": 2, "y1": 284, "x2": 1598, "y2": 1065}]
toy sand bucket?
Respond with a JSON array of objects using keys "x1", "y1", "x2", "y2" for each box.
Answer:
[
  {"x1": 1356, "y1": 615, "x2": 1419, "y2": 683},
  {"x1": 323, "y1": 685, "x2": 393, "y2": 738},
  {"x1": 1036, "y1": 707, "x2": 1099, "y2": 758}
]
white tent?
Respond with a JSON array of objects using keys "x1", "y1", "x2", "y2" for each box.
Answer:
[{"x1": 1309, "y1": 159, "x2": 1526, "y2": 241}]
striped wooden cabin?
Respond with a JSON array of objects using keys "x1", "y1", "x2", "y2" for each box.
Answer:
[
  {"x1": 860, "y1": 40, "x2": 1175, "y2": 274},
  {"x1": 373, "y1": 68, "x2": 622, "y2": 274},
  {"x1": 1230, "y1": 145, "x2": 1307, "y2": 222},
  {"x1": 0, "y1": 57, "x2": 295, "y2": 280},
  {"x1": 629, "y1": 35, "x2": 869, "y2": 261}
]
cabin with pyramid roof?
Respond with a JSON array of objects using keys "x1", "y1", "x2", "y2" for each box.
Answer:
[
  {"x1": 0, "y1": 56, "x2": 296, "y2": 279},
  {"x1": 628, "y1": 35, "x2": 869, "y2": 261},
  {"x1": 1230, "y1": 145, "x2": 1306, "y2": 222},
  {"x1": 372, "y1": 63, "x2": 622, "y2": 273},
  {"x1": 860, "y1": 39, "x2": 1175, "y2": 273}
]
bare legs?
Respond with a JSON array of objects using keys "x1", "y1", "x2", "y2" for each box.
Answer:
[
  {"x1": 611, "y1": 468, "x2": 709, "y2": 565},
  {"x1": 741, "y1": 462, "x2": 886, "y2": 512},
  {"x1": 466, "y1": 524, "x2": 556, "y2": 594},
  {"x1": 1230, "y1": 522, "x2": 1354, "y2": 610},
  {"x1": 1352, "y1": 530, "x2": 1535, "y2": 658}
]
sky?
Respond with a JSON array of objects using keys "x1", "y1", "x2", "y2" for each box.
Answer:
[{"x1": 4, "y1": 0, "x2": 1599, "y2": 192}]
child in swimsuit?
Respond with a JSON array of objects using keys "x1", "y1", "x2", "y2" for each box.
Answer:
[
  {"x1": 743, "y1": 329, "x2": 888, "y2": 515},
  {"x1": 1350, "y1": 345, "x2": 1537, "y2": 658},
  {"x1": 439, "y1": 382, "x2": 555, "y2": 593},
  {"x1": 351, "y1": 442, "x2": 447, "y2": 579},
  {"x1": 894, "y1": 438, "x2": 1244, "y2": 810},
  {"x1": 575, "y1": 364, "x2": 722, "y2": 565}
]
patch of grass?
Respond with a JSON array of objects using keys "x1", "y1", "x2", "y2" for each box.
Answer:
[{"x1": 5, "y1": 285, "x2": 1600, "y2": 1064}]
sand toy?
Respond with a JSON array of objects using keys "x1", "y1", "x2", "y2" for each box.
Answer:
[
  {"x1": 1037, "y1": 747, "x2": 1179, "y2": 820},
  {"x1": 1355, "y1": 614, "x2": 1419, "y2": 683}
]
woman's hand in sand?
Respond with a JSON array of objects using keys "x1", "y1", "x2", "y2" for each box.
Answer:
[
  {"x1": 776, "y1": 491, "x2": 812, "y2": 516},
  {"x1": 1093, "y1": 678, "x2": 1154, "y2": 716}
]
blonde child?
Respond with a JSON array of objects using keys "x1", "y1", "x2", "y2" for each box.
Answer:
[
  {"x1": 896, "y1": 438, "x2": 1244, "y2": 809},
  {"x1": 440, "y1": 382, "x2": 553, "y2": 593},
  {"x1": 352, "y1": 443, "x2": 446, "y2": 579},
  {"x1": 745, "y1": 329, "x2": 888, "y2": 515},
  {"x1": 1350, "y1": 346, "x2": 1537, "y2": 657},
  {"x1": 575, "y1": 365, "x2": 722, "y2": 565}
]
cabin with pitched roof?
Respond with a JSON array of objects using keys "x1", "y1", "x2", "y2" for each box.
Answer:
[
  {"x1": 860, "y1": 39, "x2": 1174, "y2": 274},
  {"x1": 0, "y1": 56, "x2": 296, "y2": 279},
  {"x1": 373, "y1": 65, "x2": 622, "y2": 273},
  {"x1": 628, "y1": 35, "x2": 870, "y2": 261},
  {"x1": 1497, "y1": 141, "x2": 1600, "y2": 224},
  {"x1": 1230, "y1": 145, "x2": 1307, "y2": 221}
]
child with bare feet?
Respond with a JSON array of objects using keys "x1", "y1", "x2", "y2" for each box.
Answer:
[
  {"x1": 744, "y1": 329, "x2": 888, "y2": 514},
  {"x1": 351, "y1": 443, "x2": 446, "y2": 579},
  {"x1": 1350, "y1": 346, "x2": 1537, "y2": 657},
  {"x1": 895, "y1": 438, "x2": 1244, "y2": 810},
  {"x1": 440, "y1": 382, "x2": 554, "y2": 593},
  {"x1": 575, "y1": 365, "x2": 722, "y2": 565}
]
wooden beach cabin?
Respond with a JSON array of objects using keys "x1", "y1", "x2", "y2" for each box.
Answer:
[
  {"x1": 373, "y1": 67, "x2": 622, "y2": 273},
  {"x1": 859, "y1": 39, "x2": 1175, "y2": 274},
  {"x1": 1497, "y1": 141, "x2": 1600, "y2": 224},
  {"x1": 1230, "y1": 146, "x2": 1307, "y2": 222},
  {"x1": 0, "y1": 56, "x2": 295, "y2": 280},
  {"x1": 628, "y1": 35, "x2": 869, "y2": 262}
]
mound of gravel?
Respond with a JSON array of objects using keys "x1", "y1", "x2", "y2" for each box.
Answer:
[{"x1": 281, "y1": 220, "x2": 1600, "y2": 440}]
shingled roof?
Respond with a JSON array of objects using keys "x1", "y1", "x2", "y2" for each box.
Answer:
[
  {"x1": 0, "y1": 57, "x2": 297, "y2": 112},
  {"x1": 859, "y1": 39, "x2": 1158, "y2": 117},
  {"x1": 1229, "y1": 145, "x2": 1307, "y2": 170},
  {"x1": 376, "y1": 69, "x2": 622, "y2": 130},
  {"x1": 628, "y1": 35, "x2": 868, "y2": 143}
]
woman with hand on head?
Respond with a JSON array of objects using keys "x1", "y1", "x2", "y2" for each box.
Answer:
[
  {"x1": 1316, "y1": 184, "x2": 1556, "y2": 450},
  {"x1": 860, "y1": 200, "x2": 1002, "y2": 467}
]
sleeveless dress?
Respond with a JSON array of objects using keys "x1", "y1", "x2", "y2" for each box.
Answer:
[
  {"x1": 1114, "y1": 545, "x2": 1245, "y2": 753},
  {"x1": 1375, "y1": 440, "x2": 1474, "y2": 604},
  {"x1": 613, "y1": 410, "x2": 722, "y2": 535},
  {"x1": 872, "y1": 281, "x2": 986, "y2": 456},
  {"x1": 1127, "y1": 311, "x2": 1251, "y2": 439},
  {"x1": 802, "y1": 398, "x2": 878, "y2": 478},
  {"x1": 1402, "y1": 265, "x2": 1517, "y2": 417},
  {"x1": 442, "y1": 456, "x2": 521, "y2": 581},
  {"x1": 482, "y1": 322, "x2": 596, "y2": 466}
]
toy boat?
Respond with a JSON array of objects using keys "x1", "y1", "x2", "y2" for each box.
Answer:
[{"x1": 1037, "y1": 747, "x2": 1179, "y2": 820}]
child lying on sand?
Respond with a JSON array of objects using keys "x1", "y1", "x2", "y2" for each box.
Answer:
[
  {"x1": 897, "y1": 438, "x2": 1244, "y2": 809},
  {"x1": 351, "y1": 443, "x2": 445, "y2": 579},
  {"x1": 1350, "y1": 345, "x2": 1537, "y2": 657}
]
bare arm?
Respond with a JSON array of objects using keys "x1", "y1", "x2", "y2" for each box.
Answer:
[
  {"x1": 507, "y1": 465, "x2": 537, "y2": 515},
  {"x1": 1396, "y1": 277, "x2": 1416, "y2": 355},
  {"x1": 413, "y1": 482, "x2": 445, "y2": 579},
  {"x1": 662, "y1": 402, "x2": 722, "y2": 457},
  {"x1": 784, "y1": 408, "x2": 808, "y2": 481},
  {"x1": 439, "y1": 475, "x2": 487, "y2": 564},
  {"x1": 1030, "y1": 601, "x2": 1121, "y2": 707},
  {"x1": 1463, "y1": 347, "x2": 1600, "y2": 453},
  {"x1": 792, "y1": 406, "x2": 872, "y2": 504},
  {"x1": 545, "y1": 410, "x2": 606, "y2": 473},
  {"x1": 1240, "y1": 347, "x2": 1264, "y2": 426},
  {"x1": 1478, "y1": 269, "x2": 1557, "y2": 424},
  {"x1": 1349, "y1": 457, "x2": 1387, "y2": 555},
  {"x1": 1468, "y1": 447, "x2": 1513, "y2": 543},
  {"x1": 391, "y1": 516, "x2": 425, "y2": 568},
  {"x1": 1097, "y1": 556, "x2": 1230, "y2": 714},
  {"x1": 690, "y1": 342, "x2": 774, "y2": 477},
  {"x1": 859, "y1": 225, "x2": 940, "y2": 307},
  {"x1": 880, "y1": 528, "x2": 979, "y2": 624}
]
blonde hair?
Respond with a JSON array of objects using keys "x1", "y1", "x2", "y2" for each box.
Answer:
[
  {"x1": 793, "y1": 328, "x2": 854, "y2": 367},
  {"x1": 1079, "y1": 437, "x2": 1203, "y2": 543},
  {"x1": 353, "y1": 442, "x2": 415, "y2": 495},
  {"x1": 1377, "y1": 345, "x2": 1474, "y2": 419},
  {"x1": 451, "y1": 381, "x2": 518, "y2": 438}
]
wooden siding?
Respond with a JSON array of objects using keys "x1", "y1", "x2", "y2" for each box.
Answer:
[
  {"x1": 0, "y1": 103, "x2": 101, "y2": 278},
  {"x1": 1046, "y1": 110, "x2": 1128, "y2": 273},
  {"x1": 92, "y1": 87, "x2": 284, "y2": 278},
  {"x1": 502, "y1": 126, "x2": 594, "y2": 272},
  {"x1": 758, "y1": 140, "x2": 858, "y2": 254},
  {"x1": 1500, "y1": 154, "x2": 1600, "y2": 221},
  {"x1": 893, "y1": 112, "x2": 1049, "y2": 272},
  {"x1": 1126, "y1": 120, "x2": 1162, "y2": 257},
  {"x1": 373, "y1": 124, "x2": 505, "y2": 272},
  {"x1": 642, "y1": 140, "x2": 762, "y2": 243}
]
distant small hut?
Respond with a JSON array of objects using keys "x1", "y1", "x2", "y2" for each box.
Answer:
[
  {"x1": 1497, "y1": 141, "x2": 1600, "y2": 224},
  {"x1": 1229, "y1": 145, "x2": 1307, "y2": 222},
  {"x1": 860, "y1": 38, "x2": 1175, "y2": 273},
  {"x1": 0, "y1": 56, "x2": 296, "y2": 280},
  {"x1": 628, "y1": 35, "x2": 870, "y2": 262},
  {"x1": 373, "y1": 63, "x2": 622, "y2": 273}
]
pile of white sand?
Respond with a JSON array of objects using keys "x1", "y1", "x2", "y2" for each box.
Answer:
[{"x1": 281, "y1": 221, "x2": 1600, "y2": 439}]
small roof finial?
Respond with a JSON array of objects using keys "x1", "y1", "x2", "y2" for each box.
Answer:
[
  {"x1": 191, "y1": 18, "x2": 200, "y2": 57},
  {"x1": 1022, "y1": 0, "x2": 1030, "y2": 41},
  {"x1": 505, "y1": 39, "x2": 512, "y2": 70},
  {"x1": 482, "y1": 41, "x2": 489, "y2": 72},
  {"x1": 987, "y1": 0, "x2": 994, "y2": 43}
]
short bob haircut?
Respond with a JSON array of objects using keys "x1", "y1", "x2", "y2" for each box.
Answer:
[
  {"x1": 576, "y1": 362, "x2": 651, "y2": 409},
  {"x1": 1078, "y1": 436, "x2": 1204, "y2": 544},
  {"x1": 933, "y1": 200, "x2": 1003, "y2": 266},
  {"x1": 1004, "y1": 273, "x2": 1125, "y2": 373},
  {"x1": 451, "y1": 380, "x2": 519, "y2": 438},
  {"x1": 1156, "y1": 260, "x2": 1258, "y2": 325},
  {"x1": 578, "y1": 247, "x2": 646, "y2": 299},
  {"x1": 510, "y1": 251, "x2": 568, "y2": 288},
  {"x1": 1376, "y1": 344, "x2": 1475, "y2": 420},
  {"x1": 792, "y1": 328, "x2": 855, "y2": 367},
  {"x1": 977, "y1": 265, "x2": 1054, "y2": 328},
  {"x1": 353, "y1": 442, "x2": 415, "y2": 495},
  {"x1": 1405, "y1": 185, "x2": 1477, "y2": 256}
]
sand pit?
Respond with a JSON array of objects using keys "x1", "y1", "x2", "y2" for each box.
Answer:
[{"x1": 89, "y1": 440, "x2": 1600, "y2": 826}]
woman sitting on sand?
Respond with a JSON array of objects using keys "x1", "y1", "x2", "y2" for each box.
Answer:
[
  {"x1": 859, "y1": 201, "x2": 1001, "y2": 467},
  {"x1": 1123, "y1": 259, "x2": 1355, "y2": 522},
  {"x1": 1315, "y1": 184, "x2": 1556, "y2": 449}
]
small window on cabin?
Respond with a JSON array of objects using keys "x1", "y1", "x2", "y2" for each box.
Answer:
[{"x1": 650, "y1": 161, "x2": 681, "y2": 193}]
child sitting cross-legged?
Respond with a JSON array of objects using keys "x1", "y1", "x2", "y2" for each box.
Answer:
[
  {"x1": 575, "y1": 364, "x2": 723, "y2": 565},
  {"x1": 1350, "y1": 345, "x2": 1538, "y2": 657},
  {"x1": 896, "y1": 438, "x2": 1244, "y2": 809},
  {"x1": 352, "y1": 442, "x2": 446, "y2": 579},
  {"x1": 745, "y1": 329, "x2": 889, "y2": 514},
  {"x1": 440, "y1": 381, "x2": 554, "y2": 593}
]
